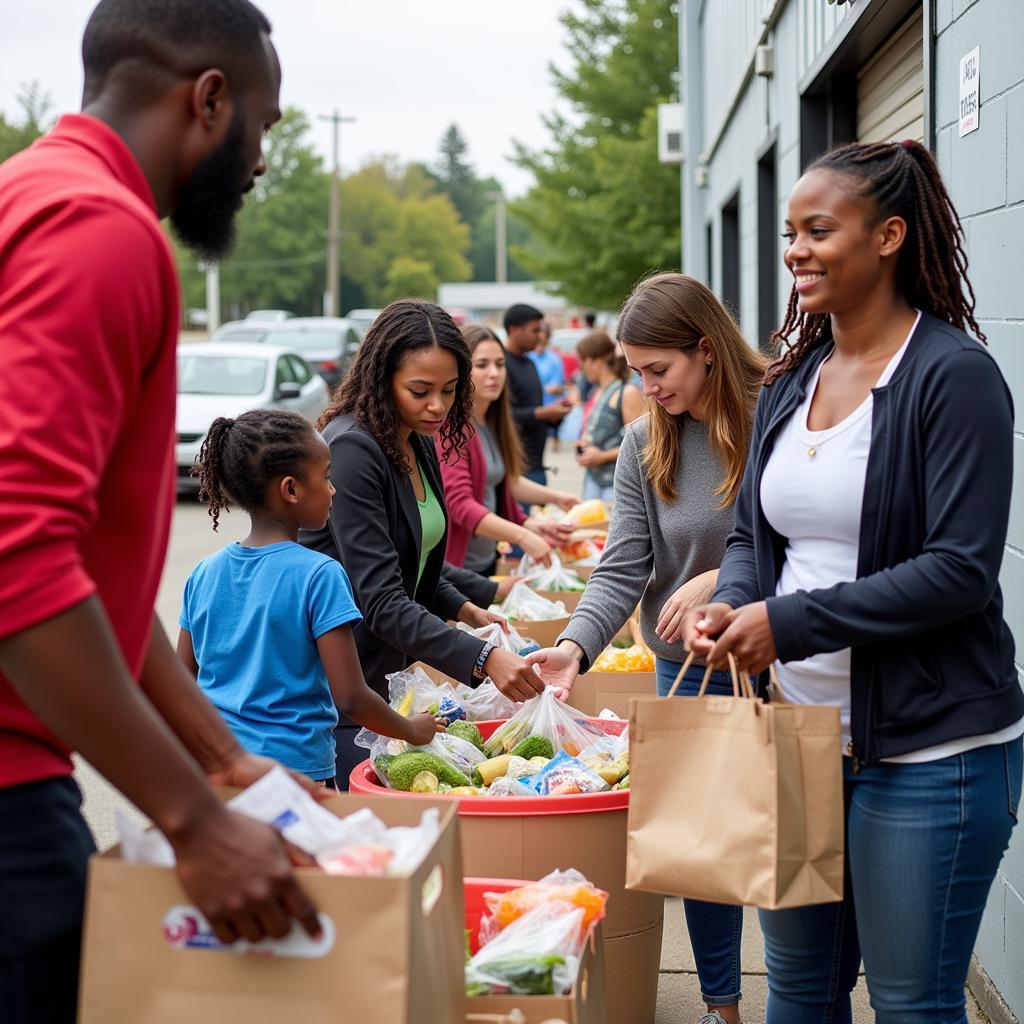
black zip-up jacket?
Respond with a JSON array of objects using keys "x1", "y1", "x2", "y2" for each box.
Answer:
[{"x1": 714, "y1": 313, "x2": 1024, "y2": 763}]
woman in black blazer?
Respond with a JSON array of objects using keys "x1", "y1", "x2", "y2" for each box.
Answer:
[{"x1": 302, "y1": 300, "x2": 544, "y2": 784}]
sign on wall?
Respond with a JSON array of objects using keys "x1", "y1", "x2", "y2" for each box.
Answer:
[{"x1": 959, "y1": 46, "x2": 980, "y2": 137}]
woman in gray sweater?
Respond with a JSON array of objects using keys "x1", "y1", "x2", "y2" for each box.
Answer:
[{"x1": 529, "y1": 273, "x2": 766, "y2": 1024}]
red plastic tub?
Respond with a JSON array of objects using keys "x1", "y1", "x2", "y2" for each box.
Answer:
[
  {"x1": 350, "y1": 717, "x2": 661, "y2": 1024},
  {"x1": 349, "y1": 717, "x2": 629, "y2": 815}
]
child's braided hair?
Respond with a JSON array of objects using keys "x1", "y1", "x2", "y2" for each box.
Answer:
[
  {"x1": 765, "y1": 139, "x2": 983, "y2": 385},
  {"x1": 194, "y1": 408, "x2": 317, "y2": 530}
]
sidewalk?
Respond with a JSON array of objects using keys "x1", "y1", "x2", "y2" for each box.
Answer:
[{"x1": 544, "y1": 443, "x2": 987, "y2": 1023}]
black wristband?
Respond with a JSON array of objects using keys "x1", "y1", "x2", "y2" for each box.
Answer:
[{"x1": 474, "y1": 641, "x2": 496, "y2": 679}]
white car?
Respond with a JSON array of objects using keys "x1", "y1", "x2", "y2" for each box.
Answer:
[
  {"x1": 175, "y1": 342, "x2": 329, "y2": 492},
  {"x1": 245, "y1": 309, "x2": 292, "y2": 323}
]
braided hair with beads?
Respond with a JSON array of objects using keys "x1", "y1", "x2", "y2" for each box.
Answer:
[
  {"x1": 765, "y1": 139, "x2": 983, "y2": 386},
  {"x1": 194, "y1": 408, "x2": 318, "y2": 531}
]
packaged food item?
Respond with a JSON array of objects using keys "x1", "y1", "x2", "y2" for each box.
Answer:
[
  {"x1": 489, "y1": 582, "x2": 568, "y2": 622},
  {"x1": 519, "y1": 750, "x2": 611, "y2": 796},
  {"x1": 482, "y1": 689, "x2": 605, "y2": 759},
  {"x1": 591, "y1": 644, "x2": 655, "y2": 673},
  {"x1": 561, "y1": 499, "x2": 609, "y2": 527},
  {"x1": 484, "y1": 869, "x2": 609, "y2": 933},
  {"x1": 437, "y1": 695, "x2": 466, "y2": 722}
]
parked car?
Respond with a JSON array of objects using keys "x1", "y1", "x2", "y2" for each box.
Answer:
[
  {"x1": 262, "y1": 317, "x2": 362, "y2": 391},
  {"x1": 548, "y1": 326, "x2": 591, "y2": 379},
  {"x1": 343, "y1": 308, "x2": 383, "y2": 339},
  {"x1": 209, "y1": 319, "x2": 276, "y2": 344},
  {"x1": 175, "y1": 342, "x2": 329, "y2": 492},
  {"x1": 245, "y1": 309, "x2": 292, "y2": 323}
]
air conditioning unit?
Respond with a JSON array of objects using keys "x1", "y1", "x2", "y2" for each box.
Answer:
[{"x1": 657, "y1": 103, "x2": 685, "y2": 165}]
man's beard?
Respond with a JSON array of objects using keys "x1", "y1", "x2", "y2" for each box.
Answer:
[{"x1": 170, "y1": 106, "x2": 252, "y2": 262}]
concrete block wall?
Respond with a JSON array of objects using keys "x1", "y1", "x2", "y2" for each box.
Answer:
[{"x1": 935, "y1": 1, "x2": 1024, "y2": 1015}]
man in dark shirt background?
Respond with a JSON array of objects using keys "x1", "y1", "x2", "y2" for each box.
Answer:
[{"x1": 503, "y1": 304, "x2": 571, "y2": 485}]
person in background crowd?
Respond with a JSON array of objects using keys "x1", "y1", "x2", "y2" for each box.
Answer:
[
  {"x1": 530, "y1": 274, "x2": 768, "y2": 1024},
  {"x1": 685, "y1": 140, "x2": 1024, "y2": 1024},
  {"x1": 178, "y1": 410, "x2": 444, "y2": 788},
  {"x1": 441, "y1": 325, "x2": 577, "y2": 575},
  {"x1": 529, "y1": 321, "x2": 568, "y2": 451},
  {"x1": 0, "y1": 2, "x2": 324, "y2": 1019},
  {"x1": 503, "y1": 303, "x2": 572, "y2": 485},
  {"x1": 302, "y1": 300, "x2": 544, "y2": 784},
  {"x1": 574, "y1": 329, "x2": 643, "y2": 503}
]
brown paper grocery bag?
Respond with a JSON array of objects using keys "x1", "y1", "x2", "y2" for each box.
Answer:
[
  {"x1": 626, "y1": 655, "x2": 844, "y2": 910},
  {"x1": 78, "y1": 794, "x2": 465, "y2": 1024}
]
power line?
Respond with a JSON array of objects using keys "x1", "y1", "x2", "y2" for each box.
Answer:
[{"x1": 178, "y1": 249, "x2": 327, "y2": 272}]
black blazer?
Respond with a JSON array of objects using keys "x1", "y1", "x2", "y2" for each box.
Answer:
[{"x1": 301, "y1": 414, "x2": 491, "y2": 714}]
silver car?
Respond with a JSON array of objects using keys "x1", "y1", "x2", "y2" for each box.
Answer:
[
  {"x1": 262, "y1": 317, "x2": 363, "y2": 391},
  {"x1": 175, "y1": 342, "x2": 329, "y2": 492}
]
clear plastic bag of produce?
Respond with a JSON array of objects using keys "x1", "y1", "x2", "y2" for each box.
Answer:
[
  {"x1": 556, "y1": 537, "x2": 605, "y2": 566},
  {"x1": 519, "y1": 750, "x2": 611, "y2": 795},
  {"x1": 456, "y1": 620, "x2": 535, "y2": 656},
  {"x1": 482, "y1": 869, "x2": 609, "y2": 936},
  {"x1": 365, "y1": 726, "x2": 487, "y2": 791},
  {"x1": 576, "y1": 726, "x2": 630, "y2": 787},
  {"x1": 489, "y1": 581, "x2": 567, "y2": 622},
  {"x1": 466, "y1": 899, "x2": 586, "y2": 997},
  {"x1": 482, "y1": 687, "x2": 607, "y2": 760},
  {"x1": 517, "y1": 553, "x2": 586, "y2": 593}
]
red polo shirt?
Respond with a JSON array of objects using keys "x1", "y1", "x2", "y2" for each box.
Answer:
[{"x1": 0, "y1": 114, "x2": 178, "y2": 788}]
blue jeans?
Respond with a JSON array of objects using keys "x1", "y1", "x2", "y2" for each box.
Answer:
[
  {"x1": 759, "y1": 738, "x2": 1022, "y2": 1024},
  {"x1": 656, "y1": 657, "x2": 745, "y2": 1006}
]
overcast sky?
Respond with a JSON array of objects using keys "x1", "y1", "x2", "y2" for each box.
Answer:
[{"x1": 0, "y1": 0, "x2": 577, "y2": 196}]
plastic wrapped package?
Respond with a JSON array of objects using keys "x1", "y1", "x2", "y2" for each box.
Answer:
[
  {"x1": 561, "y1": 499, "x2": 609, "y2": 528},
  {"x1": 591, "y1": 644, "x2": 655, "y2": 673},
  {"x1": 483, "y1": 869, "x2": 609, "y2": 934},
  {"x1": 556, "y1": 537, "x2": 605, "y2": 566},
  {"x1": 519, "y1": 751, "x2": 611, "y2": 795},
  {"x1": 517, "y1": 553, "x2": 586, "y2": 593},
  {"x1": 456, "y1": 620, "x2": 537, "y2": 657},
  {"x1": 466, "y1": 900, "x2": 586, "y2": 996},
  {"x1": 489, "y1": 582, "x2": 568, "y2": 622},
  {"x1": 483, "y1": 688, "x2": 607, "y2": 759}
]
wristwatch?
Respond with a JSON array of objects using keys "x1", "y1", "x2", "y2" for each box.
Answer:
[{"x1": 473, "y1": 641, "x2": 496, "y2": 680}]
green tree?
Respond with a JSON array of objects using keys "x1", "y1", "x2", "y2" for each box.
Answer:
[
  {"x1": 340, "y1": 159, "x2": 471, "y2": 305},
  {"x1": 385, "y1": 256, "x2": 439, "y2": 300},
  {"x1": 512, "y1": 0, "x2": 681, "y2": 310},
  {"x1": 0, "y1": 82, "x2": 53, "y2": 163},
  {"x1": 434, "y1": 123, "x2": 485, "y2": 228}
]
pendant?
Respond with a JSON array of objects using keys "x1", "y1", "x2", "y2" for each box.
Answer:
[{"x1": 807, "y1": 446, "x2": 817, "y2": 459}]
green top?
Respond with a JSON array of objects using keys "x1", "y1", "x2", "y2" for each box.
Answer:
[{"x1": 415, "y1": 459, "x2": 445, "y2": 588}]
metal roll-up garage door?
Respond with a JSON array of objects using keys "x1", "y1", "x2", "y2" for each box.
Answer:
[{"x1": 856, "y1": 9, "x2": 924, "y2": 143}]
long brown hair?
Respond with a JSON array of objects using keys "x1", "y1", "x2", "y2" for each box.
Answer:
[
  {"x1": 461, "y1": 324, "x2": 524, "y2": 481},
  {"x1": 317, "y1": 299, "x2": 473, "y2": 473},
  {"x1": 766, "y1": 140, "x2": 982, "y2": 385},
  {"x1": 617, "y1": 273, "x2": 767, "y2": 506},
  {"x1": 576, "y1": 329, "x2": 630, "y2": 382}
]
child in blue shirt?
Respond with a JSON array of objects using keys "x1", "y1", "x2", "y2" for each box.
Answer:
[{"x1": 178, "y1": 409, "x2": 442, "y2": 784}]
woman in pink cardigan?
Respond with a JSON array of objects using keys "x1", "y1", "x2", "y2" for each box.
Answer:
[{"x1": 439, "y1": 325, "x2": 577, "y2": 575}]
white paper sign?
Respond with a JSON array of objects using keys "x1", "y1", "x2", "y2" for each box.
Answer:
[{"x1": 959, "y1": 46, "x2": 980, "y2": 138}]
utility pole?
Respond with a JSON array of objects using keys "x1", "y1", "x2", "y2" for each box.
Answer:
[
  {"x1": 488, "y1": 190, "x2": 508, "y2": 284},
  {"x1": 203, "y1": 261, "x2": 220, "y2": 332},
  {"x1": 319, "y1": 110, "x2": 356, "y2": 317}
]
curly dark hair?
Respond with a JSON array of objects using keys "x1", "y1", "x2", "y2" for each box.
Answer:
[
  {"x1": 194, "y1": 408, "x2": 318, "y2": 531},
  {"x1": 765, "y1": 139, "x2": 983, "y2": 385},
  {"x1": 317, "y1": 299, "x2": 473, "y2": 472}
]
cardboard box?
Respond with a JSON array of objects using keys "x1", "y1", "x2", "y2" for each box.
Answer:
[
  {"x1": 78, "y1": 794, "x2": 465, "y2": 1024},
  {"x1": 504, "y1": 615, "x2": 572, "y2": 649},
  {"x1": 536, "y1": 589, "x2": 583, "y2": 612},
  {"x1": 496, "y1": 558, "x2": 595, "y2": 582},
  {"x1": 464, "y1": 878, "x2": 607, "y2": 1024},
  {"x1": 567, "y1": 671, "x2": 657, "y2": 719}
]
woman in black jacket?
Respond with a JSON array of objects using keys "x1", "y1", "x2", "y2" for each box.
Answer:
[
  {"x1": 302, "y1": 300, "x2": 543, "y2": 784},
  {"x1": 685, "y1": 141, "x2": 1023, "y2": 1023}
]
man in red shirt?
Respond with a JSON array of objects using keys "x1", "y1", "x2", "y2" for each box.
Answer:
[{"x1": 0, "y1": 2, "x2": 322, "y2": 1019}]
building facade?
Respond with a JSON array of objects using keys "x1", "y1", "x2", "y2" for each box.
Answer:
[{"x1": 679, "y1": 0, "x2": 1024, "y2": 1016}]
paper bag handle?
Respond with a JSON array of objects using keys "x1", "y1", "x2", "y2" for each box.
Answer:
[{"x1": 665, "y1": 651, "x2": 755, "y2": 699}]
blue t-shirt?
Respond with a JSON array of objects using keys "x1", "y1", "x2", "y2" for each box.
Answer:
[
  {"x1": 528, "y1": 348, "x2": 566, "y2": 404},
  {"x1": 180, "y1": 542, "x2": 362, "y2": 780}
]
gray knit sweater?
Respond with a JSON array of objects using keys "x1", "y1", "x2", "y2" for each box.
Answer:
[{"x1": 558, "y1": 414, "x2": 735, "y2": 667}]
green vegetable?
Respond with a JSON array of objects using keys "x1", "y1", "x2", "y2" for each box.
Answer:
[
  {"x1": 387, "y1": 752, "x2": 471, "y2": 791},
  {"x1": 438, "y1": 781, "x2": 454, "y2": 794},
  {"x1": 373, "y1": 753, "x2": 396, "y2": 783},
  {"x1": 471, "y1": 767, "x2": 483, "y2": 787},
  {"x1": 509, "y1": 735, "x2": 554, "y2": 761},
  {"x1": 614, "y1": 773, "x2": 630, "y2": 790},
  {"x1": 483, "y1": 719, "x2": 530, "y2": 757},
  {"x1": 466, "y1": 955, "x2": 567, "y2": 996},
  {"x1": 447, "y1": 720, "x2": 485, "y2": 752}
]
